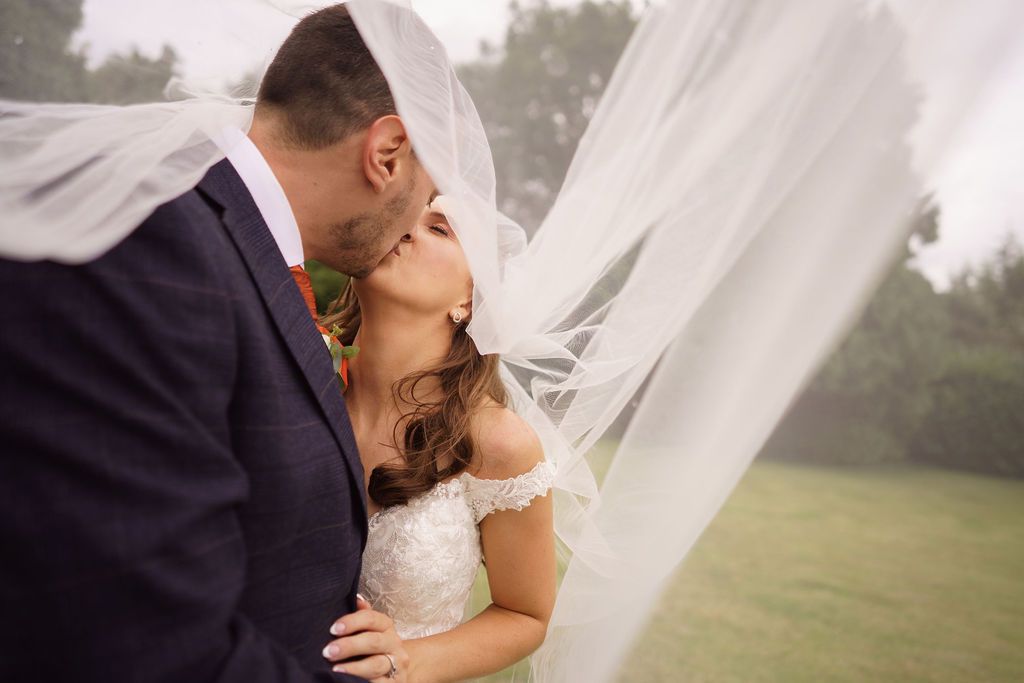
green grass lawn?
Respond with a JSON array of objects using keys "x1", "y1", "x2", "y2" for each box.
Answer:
[{"x1": 471, "y1": 459, "x2": 1024, "y2": 682}]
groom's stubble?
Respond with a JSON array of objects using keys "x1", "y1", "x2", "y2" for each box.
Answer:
[{"x1": 329, "y1": 169, "x2": 417, "y2": 279}]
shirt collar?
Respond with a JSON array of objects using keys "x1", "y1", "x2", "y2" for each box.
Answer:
[{"x1": 213, "y1": 127, "x2": 305, "y2": 268}]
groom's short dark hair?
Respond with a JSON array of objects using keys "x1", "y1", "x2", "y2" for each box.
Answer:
[{"x1": 256, "y1": 4, "x2": 396, "y2": 149}]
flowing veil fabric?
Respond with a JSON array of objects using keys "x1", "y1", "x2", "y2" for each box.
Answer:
[
  {"x1": 0, "y1": 98, "x2": 252, "y2": 262},
  {"x1": 351, "y1": 2, "x2": 1023, "y2": 678},
  {"x1": 1, "y1": 1, "x2": 1022, "y2": 681}
]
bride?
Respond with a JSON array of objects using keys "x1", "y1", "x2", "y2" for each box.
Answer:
[
  {"x1": 301, "y1": 2, "x2": 1024, "y2": 679},
  {"x1": 317, "y1": 201, "x2": 557, "y2": 680}
]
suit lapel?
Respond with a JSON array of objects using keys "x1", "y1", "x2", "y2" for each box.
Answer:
[{"x1": 197, "y1": 160, "x2": 368, "y2": 522}]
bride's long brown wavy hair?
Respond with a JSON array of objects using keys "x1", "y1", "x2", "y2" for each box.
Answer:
[{"x1": 321, "y1": 282, "x2": 508, "y2": 508}]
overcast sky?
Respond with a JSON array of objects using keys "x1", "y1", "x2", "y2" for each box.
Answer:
[
  {"x1": 75, "y1": 0, "x2": 591, "y2": 72},
  {"x1": 76, "y1": 0, "x2": 1023, "y2": 287}
]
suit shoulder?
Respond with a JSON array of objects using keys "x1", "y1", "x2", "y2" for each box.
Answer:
[
  {"x1": 126, "y1": 185, "x2": 231, "y2": 250},
  {"x1": 141, "y1": 187, "x2": 224, "y2": 239},
  {"x1": 87, "y1": 187, "x2": 234, "y2": 292}
]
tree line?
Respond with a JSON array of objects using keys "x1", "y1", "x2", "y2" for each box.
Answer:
[
  {"x1": 1, "y1": 0, "x2": 176, "y2": 104},
  {"x1": 761, "y1": 222, "x2": 1024, "y2": 477}
]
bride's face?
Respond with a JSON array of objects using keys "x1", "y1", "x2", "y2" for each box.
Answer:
[{"x1": 354, "y1": 198, "x2": 472, "y2": 321}]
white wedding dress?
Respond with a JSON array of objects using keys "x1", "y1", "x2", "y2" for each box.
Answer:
[{"x1": 358, "y1": 460, "x2": 556, "y2": 639}]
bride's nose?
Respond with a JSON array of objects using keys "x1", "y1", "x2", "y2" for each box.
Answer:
[{"x1": 401, "y1": 220, "x2": 427, "y2": 242}]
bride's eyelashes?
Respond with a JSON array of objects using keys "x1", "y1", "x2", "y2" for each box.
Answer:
[{"x1": 429, "y1": 224, "x2": 450, "y2": 237}]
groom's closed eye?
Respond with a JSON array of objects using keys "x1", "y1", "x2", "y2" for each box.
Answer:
[{"x1": 427, "y1": 189, "x2": 439, "y2": 206}]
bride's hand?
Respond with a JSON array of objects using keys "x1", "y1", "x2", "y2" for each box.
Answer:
[{"x1": 323, "y1": 595, "x2": 411, "y2": 682}]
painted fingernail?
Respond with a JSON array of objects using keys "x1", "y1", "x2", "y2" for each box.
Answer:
[
  {"x1": 330, "y1": 622, "x2": 345, "y2": 636},
  {"x1": 356, "y1": 593, "x2": 367, "y2": 602},
  {"x1": 333, "y1": 665, "x2": 347, "y2": 673},
  {"x1": 322, "y1": 644, "x2": 339, "y2": 659}
]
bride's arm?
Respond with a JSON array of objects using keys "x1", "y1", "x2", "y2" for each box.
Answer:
[{"x1": 405, "y1": 471, "x2": 556, "y2": 683}]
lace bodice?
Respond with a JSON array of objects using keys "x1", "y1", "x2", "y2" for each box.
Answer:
[{"x1": 358, "y1": 461, "x2": 555, "y2": 640}]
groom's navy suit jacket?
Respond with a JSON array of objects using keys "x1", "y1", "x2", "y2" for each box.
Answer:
[{"x1": 0, "y1": 160, "x2": 368, "y2": 682}]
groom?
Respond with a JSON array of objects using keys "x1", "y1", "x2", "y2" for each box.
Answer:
[{"x1": 0, "y1": 6, "x2": 433, "y2": 682}]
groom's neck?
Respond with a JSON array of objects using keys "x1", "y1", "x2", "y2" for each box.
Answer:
[{"x1": 246, "y1": 118, "x2": 364, "y2": 264}]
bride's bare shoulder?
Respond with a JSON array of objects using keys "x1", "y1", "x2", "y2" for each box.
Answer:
[{"x1": 469, "y1": 403, "x2": 544, "y2": 481}]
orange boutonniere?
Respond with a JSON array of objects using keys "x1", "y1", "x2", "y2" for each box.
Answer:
[
  {"x1": 319, "y1": 323, "x2": 359, "y2": 390},
  {"x1": 289, "y1": 265, "x2": 358, "y2": 391}
]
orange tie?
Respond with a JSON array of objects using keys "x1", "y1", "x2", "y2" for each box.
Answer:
[{"x1": 289, "y1": 265, "x2": 319, "y2": 320}]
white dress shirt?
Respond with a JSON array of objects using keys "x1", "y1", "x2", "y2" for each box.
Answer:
[{"x1": 214, "y1": 127, "x2": 304, "y2": 268}]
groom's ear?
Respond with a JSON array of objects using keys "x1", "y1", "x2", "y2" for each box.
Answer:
[{"x1": 361, "y1": 115, "x2": 413, "y2": 194}]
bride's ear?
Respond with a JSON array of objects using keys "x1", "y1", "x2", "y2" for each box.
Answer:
[{"x1": 362, "y1": 115, "x2": 412, "y2": 194}]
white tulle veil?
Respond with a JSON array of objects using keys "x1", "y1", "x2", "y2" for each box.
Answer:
[{"x1": 2, "y1": 0, "x2": 1022, "y2": 680}]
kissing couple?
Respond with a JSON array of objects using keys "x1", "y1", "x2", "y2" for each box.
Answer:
[{"x1": 0, "y1": 4, "x2": 555, "y2": 682}]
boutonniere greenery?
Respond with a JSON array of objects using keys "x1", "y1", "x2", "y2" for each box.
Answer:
[{"x1": 320, "y1": 323, "x2": 359, "y2": 390}]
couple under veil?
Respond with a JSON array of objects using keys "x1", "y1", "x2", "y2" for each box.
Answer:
[{"x1": 0, "y1": 0, "x2": 1020, "y2": 681}]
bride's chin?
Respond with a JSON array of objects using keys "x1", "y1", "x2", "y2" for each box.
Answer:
[
  {"x1": 351, "y1": 274, "x2": 397, "y2": 306},
  {"x1": 355, "y1": 259, "x2": 391, "y2": 285},
  {"x1": 364, "y1": 251, "x2": 401, "y2": 278}
]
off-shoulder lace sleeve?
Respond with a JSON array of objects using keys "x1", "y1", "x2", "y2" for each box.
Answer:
[{"x1": 463, "y1": 460, "x2": 556, "y2": 524}]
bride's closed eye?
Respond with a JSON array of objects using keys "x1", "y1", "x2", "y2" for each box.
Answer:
[{"x1": 429, "y1": 223, "x2": 450, "y2": 237}]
